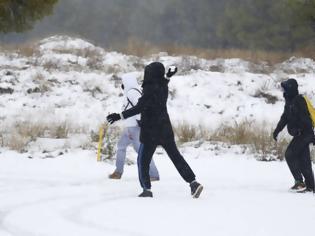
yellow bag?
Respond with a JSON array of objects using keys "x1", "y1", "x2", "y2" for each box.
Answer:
[{"x1": 304, "y1": 96, "x2": 315, "y2": 127}]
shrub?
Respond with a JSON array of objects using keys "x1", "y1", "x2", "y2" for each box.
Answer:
[
  {"x1": 42, "y1": 60, "x2": 60, "y2": 71},
  {"x1": 174, "y1": 120, "x2": 290, "y2": 161},
  {"x1": 91, "y1": 123, "x2": 121, "y2": 161},
  {"x1": 0, "y1": 121, "x2": 86, "y2": 152},
  {"x1": 174, "y1": 122, "x2": 201, "y2": 143}
]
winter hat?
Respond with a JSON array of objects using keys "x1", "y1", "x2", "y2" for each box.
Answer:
[
  {"x1": 142, "y1": 62, "x2": 165, "y2": 87},
  {"x1": 281, "y1": 78, "x2": 299, "y2": 100}
]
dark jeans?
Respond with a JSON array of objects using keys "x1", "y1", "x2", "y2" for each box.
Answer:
[
  {"x1": 285, "y1": 134, "x2": 315, "y2": 190},
  {"x1": 137, "y1": 141, "x2": 196, "y2": 190}
]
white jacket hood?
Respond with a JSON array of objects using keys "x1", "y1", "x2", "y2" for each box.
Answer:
[
  {"x1": 121, "y1": 72, "x2": 141, "y2": 92},
  {"x1": 121, "y1": 72, "x2": 142, "y2": 127}
]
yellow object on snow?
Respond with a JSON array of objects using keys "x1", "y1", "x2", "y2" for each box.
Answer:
[
  {"x1": 304, "y1": 96, "x2": 315, "y2": 127},
  {"x1": 97, "y1": 125, "x2": 104, "y2": 162}
]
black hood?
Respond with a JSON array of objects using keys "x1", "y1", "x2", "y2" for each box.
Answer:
[
  {"x1": 142, "y1": 62, "x2": 165, "y2": 87},
  {"x1": 281, "y1": 78, "x2": 299, "y2": 100}
]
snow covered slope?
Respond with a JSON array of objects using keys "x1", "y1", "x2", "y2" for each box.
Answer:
[{"x1": 1, "y1": 36, "x2": 315, "y2": 138}]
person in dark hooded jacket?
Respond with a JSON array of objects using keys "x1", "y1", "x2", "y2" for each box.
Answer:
[
  {"x1": 273, "y1": 78, "x2": 315, "y2": 193},
  {"x1": 107, "y1": 62, "x2": 203, "y2": 198}
]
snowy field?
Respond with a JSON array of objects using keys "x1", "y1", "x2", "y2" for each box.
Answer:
[
  {"x1": 1, "y1": 36, "x2": 315, "y2": 236},
  {"x1": 0, "y1": 144, "x2": 314, "y2": 236}
]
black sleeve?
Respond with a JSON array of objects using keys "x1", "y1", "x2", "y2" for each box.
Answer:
[
  {"x1": 274, "y1": 109, "x2": 287, "y2": 134},
  {"x1": 297, "y1": 96, "x2": 313, "y2": 131}
]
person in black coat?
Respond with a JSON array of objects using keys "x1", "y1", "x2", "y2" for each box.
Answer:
[
  {"x1": 273, "y1": 78, "x2": 315, "y2": 193},
  {"x1": 107, "y1": 62, "x2": 203, "y2": 198}
]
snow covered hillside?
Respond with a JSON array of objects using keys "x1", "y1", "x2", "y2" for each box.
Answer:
[
  {"x1": 1, "y1": 35, "x2": 315, "y2": 154},
  {"x1": 1, "y1": 36, "x2": 315, "y2": 236}
]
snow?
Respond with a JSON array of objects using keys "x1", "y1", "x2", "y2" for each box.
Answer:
[
  {"x1": 39, "y1": 35, "x2": 95, "y2": 51},
  {"x1": 1, "y1": 36, "x2": 315, "y2": 137},
  {"x1": 1, "y1": 36, "x2": 315, "y2": 235},
  {"x1": 0, "y1": 145, "x2": 314, "y2": 236}
]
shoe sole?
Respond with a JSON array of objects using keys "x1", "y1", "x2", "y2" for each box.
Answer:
[
  {"x1": 108, "y1": 177, "x2": 121, "y2": 180},
  {"x1": 293, "y1": 187, "x2": 307, "y2": 193},
  {"x1": 138, "y1": 195, "x2": 153, "y2": 198},
  {"x1": 192, "y1": 185, "x2": 203, "y2": 198},
  {"x1": 138, "y1": 193, "x2": 153, "y2": 197},
  {"x1": 296, "y1": 189, "x2": 314, "y2": 194}
]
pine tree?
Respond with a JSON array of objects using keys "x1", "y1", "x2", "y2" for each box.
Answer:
[
  {"x1": 217, "y1": 0, "x2": 315, "y2": 51},
  {"x1": 0, "y1": 0, "x2": 58, "y2": 33}
]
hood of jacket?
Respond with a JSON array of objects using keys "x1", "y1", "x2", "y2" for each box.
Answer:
[
  {"x1": 281, "y1": 78, "x2": 299, "y2": 101},
  {"x1": 142, "y1": 62, "x2": 165, "y2": 87},
  {"x1": 121, "y1": 72, "x2": 141, "y2": 92}
]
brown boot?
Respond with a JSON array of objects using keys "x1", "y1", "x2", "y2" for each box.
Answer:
[{"x1": 108, "y1": 171, "x2": 122, "y2": 179}]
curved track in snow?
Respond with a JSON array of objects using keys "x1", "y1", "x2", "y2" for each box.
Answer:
[{"x1": 0, "y1": 149, "x2": 315, "y2": 236}]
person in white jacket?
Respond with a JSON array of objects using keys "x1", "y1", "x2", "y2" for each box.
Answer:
[{"x1": 109, "y1": 73, "x2": 160, "y2": 180}]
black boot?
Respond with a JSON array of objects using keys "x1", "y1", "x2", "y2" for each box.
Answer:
[
  {"x1": 190, "y1": 181, "x2": 203, "y2": 198},
  {"x1": 138, "y1": 189, "x2": 153, "y2": 198},
  {"x1": 296, "y1": 187, "x2": 315, "y2": 193}
]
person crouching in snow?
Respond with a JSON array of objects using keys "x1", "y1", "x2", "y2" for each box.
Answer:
[
  {"x1": 108, "y1": 73, "x2": 160, "y2": 181},
  {"x1": 107, "y1": 62, "x2": 203, "y2": 198},
  {"x1": 273, "y1": 78, "x2": 315, "y2": 193}
]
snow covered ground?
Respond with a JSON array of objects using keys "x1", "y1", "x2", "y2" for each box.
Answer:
[
  {"x1": 0, "y1": 144, "x2": 314, "y2": 236},
  {"x1": 1, "y1": 36, "x2": 315, "y2": 236}
]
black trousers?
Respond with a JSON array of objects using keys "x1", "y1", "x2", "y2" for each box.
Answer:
[
  {"x1": 285, "y1": 134, "x2": 315, "y2": 190},
  {"x1": 137, "y1": 140, "x2": 196, "y2": 190}
]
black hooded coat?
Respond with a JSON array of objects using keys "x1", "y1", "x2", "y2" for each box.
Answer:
[
  {"x1": 122, "y1": 62, "x2": 174, "y2": 145},
  {"x1": 274, "y1": 79, "x2": 314, "y2": 138},
  {"x1": 274, "y1": 79, "x2": 315, "y2": 191}
]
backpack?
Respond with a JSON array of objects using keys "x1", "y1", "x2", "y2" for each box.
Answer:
[{"x1": 303, "y1": 96, "x2": 315, "y2": 127}]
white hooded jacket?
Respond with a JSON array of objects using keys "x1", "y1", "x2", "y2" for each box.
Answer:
[{"x1": 121, "y1": 72, "x2": 142, "y2": 127}]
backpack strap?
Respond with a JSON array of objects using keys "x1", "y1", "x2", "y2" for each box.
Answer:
[{"x1": 126, "y1": 88, "x2": 142, "y2": 107}]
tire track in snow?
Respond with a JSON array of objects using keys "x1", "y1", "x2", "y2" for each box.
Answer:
[
  {"x1": 62, "y1": 193, "x2": 147, "y2": 236},
  {"x1": 0, "y1": 178, "x2": 145, "y2": 236},
  {"x1": 0, "y1": 179, "x2": 107, "y2": 236}
]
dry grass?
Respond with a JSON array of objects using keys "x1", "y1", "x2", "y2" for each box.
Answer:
[
  {"x1": 1, "y1": 122, "x2": 47, "y2": 152},
  {"x1": 0, "y1": 121, "x2": 87, "y2": 152},
  {"x1": 0, "y1": 41, "x2": 40, "y2": 57},
  {"x1": 6, "y1": 134, "x2": 30, "y2": 153},
  {"x1": 18, "y1": 44, "x2": 40, "y2": 57},
  {"x1": 42, "y1": 60, "x2": 60, "y2": 71},
  {"x1": 2, "y1": 38, "x2": 315, "y2": 67},
  {"x1": 30, "y1": 72, "x2": 52, "y2": 94},
  {"x1": 117, "y1": 38, "x2": 161, "y2": 57},
  {"x1": 209, "y1": 120, "x2": 289, "y2": 161},
  {"x1": 174, "y1": 122, "x2": 201, "y2": 143},
  {"x1": 52, "y1": 47, "x2": 105, "y2": 71},
  {"x1": 117, "y1": 39, "x2": 315, "y2": 65},
  {"x1": 52, "y1": 47, "x2": 102, "y2": 58},
  {"x1": 174, "y1": 120, "x2": 290, "y2": 161}
]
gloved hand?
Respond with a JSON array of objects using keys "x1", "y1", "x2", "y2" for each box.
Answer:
[
  {"x1": 107, "y1": 113, "x2": 121, "y2": 124},
  {"x1": 166, "y1": 66, "x2": 178, "y2": 78},
  {"x1": 273, "y1": 130, "x2": 278, "y2": 142}
]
